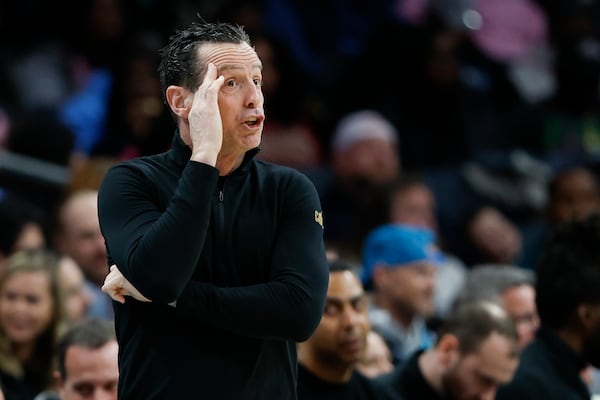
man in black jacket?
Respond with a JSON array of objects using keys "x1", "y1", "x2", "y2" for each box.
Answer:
[
  {"x1": 496, "y1": 214, "x2": 600, "y2": 400},
  {"x1": 297, "y1": 259, "x2": 383, "y2": 400},
  {"x1": 374, "y1": 301, "x2": 520, "y2": 400},
  {"x1": 98, "y1": 18, "x2": 329, "y2": 399}
]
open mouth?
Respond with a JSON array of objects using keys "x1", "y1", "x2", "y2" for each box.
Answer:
[{"x1": 245, "y1": 115, "x2": 264, "y2": 127}]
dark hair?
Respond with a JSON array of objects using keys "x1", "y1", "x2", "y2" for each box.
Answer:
[
  {"x1": 0, "y1": 189, "x2": 46, "y2": 256},
  {"x1": 389, "y1": 173, "x2": 427, "y2": 196},
  {"x1": 439, "y1": 300, "x2": 519, "y2": 357},
  {"x1": 158, "y1": 18, "x2": 251, "y2": 95},
  {"x1": 55, "y1": 318, "x2": 116, "y2": 379},
  {"x1": 536, "y1": 214, "x2": 600, "y2": 329},
  {"x1": 545, "y1": 165, "x2": 600, "y2": 224},
  {"x1": 328, "y1": 258, "x2": 354, "y2": 274}
]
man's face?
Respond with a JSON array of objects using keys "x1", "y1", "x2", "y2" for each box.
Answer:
[
  {"x1": 378, "y1": 261, "x2": 437, "y2": 318},
  {"x1": 441, "y1": 332, "x2": 519, "y2": 400},
  {"x1": 550, "y1": 168, "x2": 600, "y2": 224},
  {"x1": 501, "y1": 285, "x2": 539, "y2": 349},
  {"x1": 468, "y1": 207, "x2": 522, "y2": 264},
  {"x1": 200, "y1": 42, "x2": 265, "y2": 155},
  {"x1": 390, "y1": 184, "x2": 437, "y2": 232},
  {"x1": 59, "y1": 257, "x2": 92, "y2": 323},
  {"x1": 57, "y1": 341, "x2": 119, "y2": 400},
  {"x1": 57, "y1": 192, "x2": 108, "y2": 286},
  {"x1": 305, "y1": 270, "x2": 370, "y2": 367},
  {"x1": 338, "y1": 138, "x2": 399, "y2": 185}
]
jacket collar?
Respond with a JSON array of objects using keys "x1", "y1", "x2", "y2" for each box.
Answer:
[{"x1": 167, "y1": 129, "x2": 260, "y2": 173}]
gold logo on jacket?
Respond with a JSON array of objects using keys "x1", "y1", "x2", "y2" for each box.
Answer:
[{"x1": 314, "y1": 211, "x2": 324, "y2": 228}]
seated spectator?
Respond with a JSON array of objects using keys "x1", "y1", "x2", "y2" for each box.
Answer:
[
  {"x1": 320, "y1": 109, "x2": 401, "y2": 262},
  {"x1": 35, "y1": 317, "x2": 118, "y2": 400},
  {"x1": 387, "y1": 174, "x2": 467, "y2": 320},
  {"x1": 454, "y1": 264, "x2": 539, "y2": 349},
  {"x1": 374, "y1": 301, "x2": 520, "y2": 400},
  {"x1": 547, "y1": 165, "x2": 600, "y2": 225},
  {"x1": 297, "y1": 258, "x2": 381, "y2": 399},
  {"x1": 517, "y1": 164, "x2": 600, "y2": 272},
  {"x1": 496, "y1": 214, "x2": 600, "y2": 400},
  {"x1": 464, "y1": 206, "x2": 524, "y2": 266},
  {"x1": 361, "y1": 224, "x2": 440, "y2": 365},
  {"x1": 57, "y1": 257, "x2": 92, "y2": 326},
  {"x1": 0, "y1": 249, "x2": 65, "y2": 400},
  {"x1": 53, "y1": 190, "x2": 112, "y2": 320}
]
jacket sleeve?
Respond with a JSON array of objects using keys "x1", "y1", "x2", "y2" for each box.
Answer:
[
  {"x1": 174, "y1": 171, "x2": 329, "y2": 342},
  {"x1": 97, "y1": 161, "x2": 219, "y2": 303}
]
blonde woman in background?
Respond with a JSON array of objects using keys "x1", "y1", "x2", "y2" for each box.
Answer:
[{"x1": 0, "y1": 249, "x2": 65, "y2": 400}]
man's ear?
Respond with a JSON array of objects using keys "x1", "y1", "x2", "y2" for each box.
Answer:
[
  {"x1": 54, "y1": 370, "x2": 65, "y2": 389},
  {"x1": 165, "y1": 86, "x2": 190, "y2": 118},
  {"x1": 437, "y1": 334, "x2": 460, "y2": 366},
  {"x1": 577, "y1": 303, "x2": 600, "y2": 331},
  {"x1": 372, "y1": 265, "x2": 387, "y2": 290}
]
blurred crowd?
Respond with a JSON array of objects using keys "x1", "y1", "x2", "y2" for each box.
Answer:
[
  {"x1": 1, "y1": 0, "x2": 599, "y2": 264},
  {"x1": 1, "y1": 0, "x2": 600, "y2": 399}
]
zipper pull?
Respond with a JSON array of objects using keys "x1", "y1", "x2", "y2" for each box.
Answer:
[{"x1": 219, "y1": 190, "x2": 224, "y2": 202}]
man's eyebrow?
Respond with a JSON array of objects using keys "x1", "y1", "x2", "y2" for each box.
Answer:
[
  {"x1": 327, "y1": 293, "x2": 365, "y2": 304},
  {"x1": 217, "y1": 63, "x2": 263, "y2": 73}
]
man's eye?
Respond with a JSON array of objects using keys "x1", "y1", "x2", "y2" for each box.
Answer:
[
  {"x1": 253, "y1": 79, "x2": 262, "y2": 87},
  {"x1": 323, "y1": 303, "x2": 340, "y2": 316},
  {"x1": 73, "y1": 383, "x2": 94, "y2": 396},
  {"x1": 225, "y1": 80, "x2": 237, "y2": 87}
]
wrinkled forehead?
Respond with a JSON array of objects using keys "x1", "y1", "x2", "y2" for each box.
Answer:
[{"x1": 199, "y1": 42, "x2": 262, "y2": 73}]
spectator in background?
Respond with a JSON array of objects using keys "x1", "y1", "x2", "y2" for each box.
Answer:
[
  {"x1": 496, "y1": 214, "x2": 600, "y2": 400},
  {"x1": 521, "y1": 164, "x2": 600, "y2": 273},
  {"x1": 320, "y1": 110, "x2": 401, "y2": 262},
  {"x1": 463, "y1": 206, "x2": 526, "y2": 267},
  {"x1": 386, "y1": 174, "x2": 466, "y2": 320},
  {"x1": 361, "y1": 224, "x2": 439, "y2": 365},
  {"x1": 36, "y1": 317, "x2": 118, "y2": 400},
  {"x1": 297, "y1": 259, "x2": 381, "y2": 400},
  {"x1": 374, "y1": 300, "x2": 520, "y2": 400},
  {"x1": 0, "y1": 249, "x2": 65, "y2": 400},
  {"x1": 54, "y1": 190, "x2": 111, "y2": 320},
  {"x1": 547, "y1": 165, "x2": 600, "y2": 225},
  {"x1": 57, "y1": 257, "x2": 91, "y2": 326},
  {"x1": 0, "y1": 189, "x2": 47, "y2": 266},
  {"x1": 454, "y1": 264, "x2": 539, "y2": 349},
  {"x1": 356, "y1": 330, "x2": 394, "y2": 379}
]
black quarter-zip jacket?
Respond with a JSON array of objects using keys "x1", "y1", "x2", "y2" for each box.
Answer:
[{"x1": 97, "y1": 131, "x2": 329, "y2": 399}]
